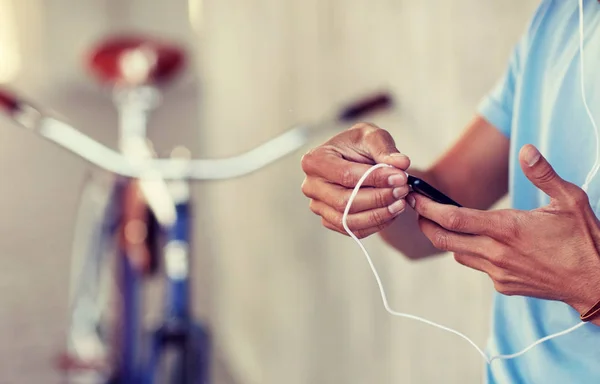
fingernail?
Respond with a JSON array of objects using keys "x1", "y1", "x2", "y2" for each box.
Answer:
[
  {"x1": 393, "y1": 187, "x2": 407, "y2": 199},
  {"x1": 407, "y1": 194, "x2": 415, "y2": 208},
  {"x1": 388, "y1": 199, "x2": 406, "y2": 214},
  {"x1": 388, "y1": 174, "x2": 406, "y2": 186},
  {"x1": 524, "y1": 146, "x2": 541, "y2": 167}
]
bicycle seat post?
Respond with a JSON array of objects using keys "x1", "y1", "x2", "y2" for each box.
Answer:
[
  {"x1": 87, "y1": 35, "x2": 185, "y2": 159},
  {"x1": 113, "y1": 85, "x2": 159, "y2": 158},
  {"x1": 83, "y1": 35, "x2": 187, "y2": 384}
]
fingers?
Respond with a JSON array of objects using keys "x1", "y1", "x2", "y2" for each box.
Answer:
[
  {"x1": 302, "y1": 177, "x2": 409, "y2": 214},
  {"x1": 418, "y1": 217, "x2": 520, "y2": 290},
  {"x1": 417, "y1": 216, "x2": 492, "y2": 254},
  {"x1": 301, "y1": 123, "x2": 413, "y2": 239},
  {"x1": 453, "y1": 253, "x2": 520, "y2": 296},
  {"x1": 321, "y1": 217, "x2": 388, "y2": 238},
  {"x1": 309, "y1": 199, "x2": 406, "y2": 238},
  {"x1": 519, "y1": 144, "x2": 580, "y2": 202},
  {"x1": 410, "y1": 193, "x2": 508, "y2": 237},
  {"x1": 301, "y1": 149, "x2": 408, "y2": 188}
]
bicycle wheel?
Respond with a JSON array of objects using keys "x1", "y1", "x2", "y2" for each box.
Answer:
[
  {"x1": 60, "y1": 175, "x2": 160, "y2": 384},
  {"x1": 150, "y1": 322, "x2": 210, "y2": 384},
  {"x1": 58, "y1": 171, "x2": 122, "y2": 383}
]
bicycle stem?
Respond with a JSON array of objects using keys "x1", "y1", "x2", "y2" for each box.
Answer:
[{"x1": 114, "y1": 86, "x2": 178, "y2": 226}]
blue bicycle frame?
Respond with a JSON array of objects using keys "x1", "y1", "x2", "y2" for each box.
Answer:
[
  {"x1": 144, "y1": 183, "x2": 211, "y2": 384},
  {"x1": 110, "y1": 177, "x2": 210, "y2": 384}
]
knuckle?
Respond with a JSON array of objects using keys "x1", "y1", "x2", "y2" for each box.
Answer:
[
  {"x1": 496, "y1": 213, "x2": 519, "y2": 240},
  {"x1": 493, "y1": 282, "x2": 513, "y2": 296},
  {"x1": 339, "y1": 168, "x2": 357, "y2": 188},
  {"x1": 370, "y1": 169, "x2": 390, "y2": 187},
  {"x1": 349, "y1": 123, "x2": 392, "y2": 148},
  {"x1": 488, "y1": 249, "x2": 509, "y2": 268},
  {"x1": 374, "y1": 190, "x2": 388, "y2": 208},
  {"x1": 432, "y1": 230, "x2": 450, "y2": 251},
  {"x1": 308, "y1": 200, "x2": 320, "y2": 215},
  {"x1": 569, "y1": 188, "x2": 589, "y2": 208},
  {"x1": 334, "y1": 195, "x2": 350, "y2": 212},
  {"x1": 349, "y1": 122, "x2": 377, "y2": 133},
  {"x1": 365, "y1": 127, "x2": 394, "y2": 147},
  {"x1": 334, "y1": 213, "x2": 345, "y2": 228},
  {"x1": 490, "y1": 269, "x2": 511, "y2": 285},
  {"x1": 536, "y1": 165, "x2": 557, "y2": 185},
  {"x1": 364, "y1": 126, "x2": 385, "y2": 139},
  {"x1": 505, "y1": 215, "x2": 520, "y2": 237},
  {"x1": 369, "y1": 209, "x2": 389, "y2": 227},
  {"x1": 445, "y1": 210, "x2": 465, "y2": 231},
  {"x1": 300, "y1": 149, "x2": 316, "y2": 173}
]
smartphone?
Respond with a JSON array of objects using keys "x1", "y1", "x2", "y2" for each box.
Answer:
[{"x1": 406, "y1": 174, "x2": 462, "y2": 207}]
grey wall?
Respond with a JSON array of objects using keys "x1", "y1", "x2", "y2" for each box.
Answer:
[{"x1": 0, "y1": 0, "x2": 539, "y2": 383}]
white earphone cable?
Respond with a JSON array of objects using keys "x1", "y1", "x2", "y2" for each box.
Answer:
[
  {"x1": 579, "y1": 0, "x2": 600, "y2": 192},
  {"x1": 340, "y1": 0, "x2": 596, "y2": 364},
  {"x1": 342, "y1": 164, "x2": 586, "y2": 364}
]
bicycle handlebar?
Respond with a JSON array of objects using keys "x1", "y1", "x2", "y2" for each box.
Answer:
[{"x1": 0, "y1": 88, "x2": 392, "y2": 180}]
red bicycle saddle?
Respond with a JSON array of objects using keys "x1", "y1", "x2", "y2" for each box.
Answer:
[{"x1": 87, "y1": 35, "x2": 186, "y2": 87}]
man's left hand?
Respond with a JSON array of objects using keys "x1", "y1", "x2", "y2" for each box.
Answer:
[{"x1": 409, "y1": 144, "x2": 600, "y2": 322}]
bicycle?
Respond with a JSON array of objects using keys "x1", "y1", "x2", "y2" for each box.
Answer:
[{"x1": 0, "y1": 34, "x2": 393, "y2": 384}]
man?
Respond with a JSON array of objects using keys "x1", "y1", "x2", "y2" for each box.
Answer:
[{"x1": 300, "y1": 1, "x2": 600, "y2": 383}]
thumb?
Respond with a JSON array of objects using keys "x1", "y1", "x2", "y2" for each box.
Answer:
[
  {"x1": 519, "y1": 144, "x2": 571, "y2": 200},
  {"x1": 362, "y1": 127, "x2": 411, "y2": 170}
]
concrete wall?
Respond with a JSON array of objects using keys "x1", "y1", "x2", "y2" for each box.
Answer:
[{"x1": 0, "y1": 0, "x2": 538, "y2": 383}]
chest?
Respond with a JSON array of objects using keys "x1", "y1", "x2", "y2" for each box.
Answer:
[{"x1": 511, "y1": 2, "x2": 600, "y2": 208}]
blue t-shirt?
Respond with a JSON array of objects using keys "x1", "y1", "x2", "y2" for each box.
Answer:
[{"x1": 478, "y1": 1, "x2": 600, "y2": 382}]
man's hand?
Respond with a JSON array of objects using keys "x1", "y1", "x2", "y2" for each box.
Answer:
[
  {"x1": 409, "y1": 144, "x2": 600, "y2": 320},
  {"x1": 301, "y1": 123, "x2": 411, "y2": 238}
]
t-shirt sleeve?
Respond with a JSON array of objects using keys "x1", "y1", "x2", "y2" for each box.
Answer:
[
  {"x1": 477, "y1": 2, "x2": 548, "y2": 138},
  {"x1": 477, "y1": 46, "x2": 521, "y2": 138}
]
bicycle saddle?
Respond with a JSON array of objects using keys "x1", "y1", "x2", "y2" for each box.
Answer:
[{"x1": 87, "y1": 35, "x2": 186, "y2": 87}]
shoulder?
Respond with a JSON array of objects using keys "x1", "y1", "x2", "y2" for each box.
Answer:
[
  {"x1": 516, "y1": 1, "x2": 577, "y2": 64},
  {"x1": 522, "y1": 1, "x2": 559, "y2": 45},
  {"x1": 526, "y1": 0, "x2": 579, "y2": 37}
]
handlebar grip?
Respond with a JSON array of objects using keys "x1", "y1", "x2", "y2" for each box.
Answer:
[
  {"x1": 337, "y1": 92, "x2": 393, "y2": 122},
  {"x1": 0, "y1": 89, "x2": 19, "y2": 114}
]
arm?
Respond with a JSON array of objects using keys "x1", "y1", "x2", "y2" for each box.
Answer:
[{"x1": 379, "y1": 115, "x2": 510, "y2": 259}]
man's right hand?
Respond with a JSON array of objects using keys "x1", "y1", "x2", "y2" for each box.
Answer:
[{"x1": 300, "y1": 123, "x2": 411, "y2": 239}]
